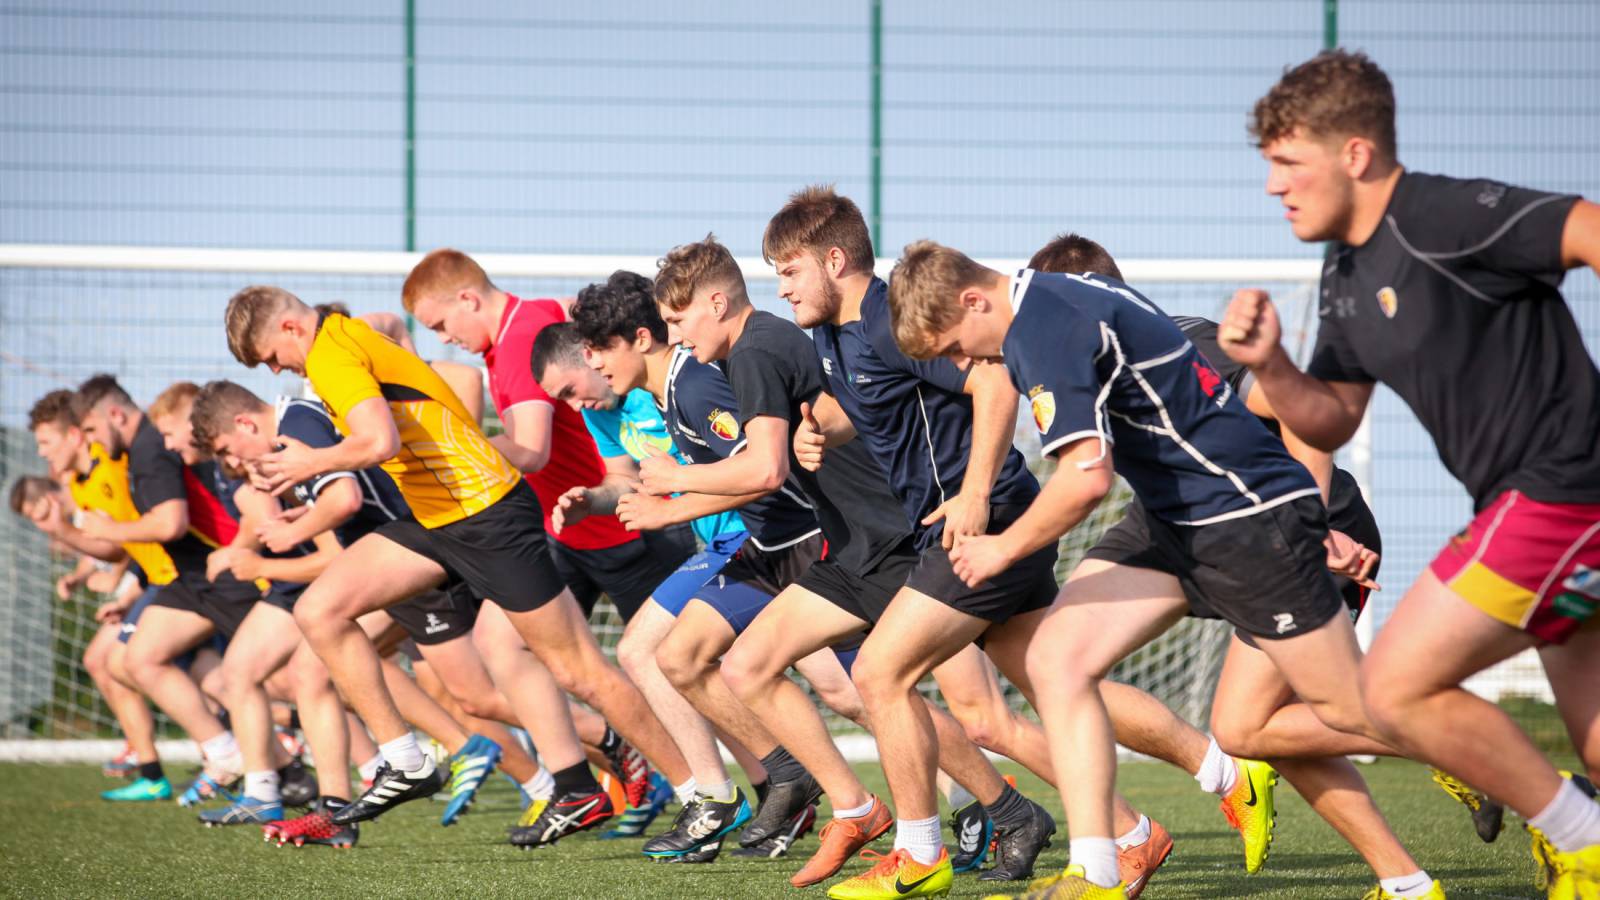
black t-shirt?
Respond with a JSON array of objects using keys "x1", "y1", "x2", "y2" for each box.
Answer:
[
  {"x1": 722, "y1": 311, "x2": 912, "y2": 573},
  {"x1": 662, "y1": 346, "x2": 821, "y2": 551},
  {"x1": 1308, "y1": 171, "x2": 1600, "y2": 509},
  {"x1": 813, "y1": 278, "x2": 1039, "y2": 550}
]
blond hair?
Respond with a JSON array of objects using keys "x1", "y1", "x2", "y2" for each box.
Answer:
[
  {"x1": 148, "y1": 382, "x2": 200, "y2": 422},
  {"x1": 762, "y1": 185, "x2": 874, "y2": 273},
  {"x1": 401, "y1": 248, "x2": 494, "y2": 313},
  {"x1": 887, "y1": 240, "x2": 998, "y2": 360},
  {"x1": 654, "y1": 234, "x2": 747, "y2": 312},
  {"x1": 225, "y1": 285, "x2": 305, "y2": 367}
]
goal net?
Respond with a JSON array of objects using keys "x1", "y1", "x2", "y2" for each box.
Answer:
[{"x1": 5, "y1": 245, "x2": 1551, "y2": 762}]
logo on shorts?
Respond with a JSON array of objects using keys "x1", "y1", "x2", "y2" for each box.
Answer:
[
  {"x1": 1554, "y1": 565, "x2": 1600, "y2": 621},
  {"x1": 708, "y1": 409, "x2": 739, "y2": 441},
  {"x1": 1028, "y1": 385, "x2": 1055, "y2": 433},
  {"x1": 424, "y1": 613, "x2": 450, "y2": 635},
  {"x1": 1273, "y1": 613, "x2": 1297, "y2": 634},
  {"x1": 1377, "y1": 287, "x2": 1399, "y2": 319}
]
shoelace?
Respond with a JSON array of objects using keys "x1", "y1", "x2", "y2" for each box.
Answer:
[
  {"x1": 854, "y1": 848, "x2": 909, "y2": 877},
  {"x1": 1430, "y1": 769, "x2": 1483, "y2": 811},
  {"x1": 818, "y1": 816, "x2": 864, "y2": 845}
]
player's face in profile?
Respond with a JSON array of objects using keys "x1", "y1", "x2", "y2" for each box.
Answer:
[
  {"x1": 774, "y1": 253, "x2": 838, "y2": 329},
  {"x1": 255, "y1": 328, "x2": 309, "y2": 376},
  {"x1": 1262, "y1": 129, "x2": 1355, "y2": 243},
  {"x1": 662, "y1": 290, "x2": 723, "y2": 364},
  {"x1": 412, "y1": 295, "x2": 491, "y2": 354},
  {"x1": 586, "y1": 337, "x2": 646, "y2": 395},
  {"x1": 31, "y1": 424, "x2": 77, "y2": 477},
  {"x1": 213, "y1": 420, "x2": 272, "y2": 467},
  {"x1": 539, "y1": 361, "x2": 617, "y2": 412},
  {"x1": 79, "y1": 404, "x2": 125, "y2": 458},
  {"x1": 153, "y1": 407, "x2": 202, "y2": 465},
  {"x1": 936, "y1": 302, "x2": 1003, "y2": 363}
]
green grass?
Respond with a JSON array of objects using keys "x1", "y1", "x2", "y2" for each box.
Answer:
[{"x1": 0, "y1": 760, "x2": 1541, "y2": 899}]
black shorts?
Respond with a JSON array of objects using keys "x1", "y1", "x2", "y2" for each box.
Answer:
[
  {"x1": 905, "y1": 503, "x2": 1059, "y2": 622},
  {"x1": 553, "y1": 523, "x2": 696, "y2": 623},
  {"x1": 147, "y1": 572, "x2": 263, "y2": 640},
  {"x1": 797, "y1": 537, "x2": 919, "y2": 626},
  {"x1": 720, "y1": 533, "x2": 826, "y2": 598},
  {"x1": 387, "y1": 585, "x2": 478, "y2": 647},
  {"x1": 263, "y1": 582, "x2": 307, "y2": 614},
  {"x1": 377, "y1": 481, "x2": 565, "y2": 615},
  {"x1": 1084, "y1": 494, "x2": 1345, "y2": 641}
]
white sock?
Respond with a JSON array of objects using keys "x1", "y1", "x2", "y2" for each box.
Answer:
[
  {"x1": 521, "y1": 768, "x2": 555, "y2": 802},
  {"x1": 1530, "y1": 778, "x2": 1600, "y2": 853},
  {"x1": 1115, "y1": 814, "x2": 1151, "y2": 850},
  {"x1": 1379, "y1": 871, "x2": 1434, "y2": 898},
  {"x1": 1069, "y1": 836, "x2": 1121, "y2": 888},
  {"x1": 201, "y1": 731, "x2": 241, "y2": 768},
  {"x1": 833, "y1": 796, "x2": 875, "y2": 820},
  {"x1": 1196, "y1": 736, "x2": 1237, "y2": 795},
  {"x1": 357, "y1": 754, "x2": 383, "y2": 782},
  {"x1": 673, "y1": 778, "x2": 698, "y2": 805},
  {"x1": 944, "y1": 782, "x2": 976, "y2": 810},
  {"x1": 699, "y1": 778, "x2": 736, "y2": 804},
  {"x1": 892, "y1": 815, "x2": 944, "y2": 865},
  {"x1": 379, "y1": 733, "x2": 426, "y2": 773},
  {"x1": 243, "y1": 770, "x2": 281, "y2": 804}
]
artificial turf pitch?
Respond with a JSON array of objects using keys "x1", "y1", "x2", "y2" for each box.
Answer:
[{"x1": 0, "y1": 760, "x2": 1540, "y2": 899}]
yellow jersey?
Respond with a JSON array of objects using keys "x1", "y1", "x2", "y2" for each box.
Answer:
[
  {"x1": 306, "y1": 313, "x2": 519, "y2": 528},
  {"x1": 69, "y1": 443, "x2": 178, "y2": 586}
]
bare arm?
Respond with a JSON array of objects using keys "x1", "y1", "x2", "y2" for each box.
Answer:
[
  {"x1": 258, "y1": 397, "x2": 401, "y2": 492},
  {"x1": 79, "y1": 497, "x2": 188, "y2": 547},
  {"x1": 1219, "y1": 289, "x2": 1374, "y2": 451},
  {"x1": 489, "y1": 402, "x2": 555, "y2": 474},
  {"x1": 256, "y1": 477, "x2": 364, "y2": 553},
  {"x1": 638, "y1": 416, "x2": 790, "y2": 497},
  {"x1": 1561, "y1": 198, "x2": 1600, "y2": 273},
  {"x1": 430, "y1": 359, "x2": 485, "y2": 423},
  {"x1": 947, "y1": 436, "x2": 1113, "y2": 587}
]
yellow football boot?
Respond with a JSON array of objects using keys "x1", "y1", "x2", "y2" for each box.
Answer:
[
  {"x1": 981, "y1": 864, "x2": 1128, "y2": 899},
  {"x1": 1219, "y1": 758, "x2": 1278, "y2": 873},
  {"x1": 825, "y1": 847, "x2": 953, "y2": 899}
]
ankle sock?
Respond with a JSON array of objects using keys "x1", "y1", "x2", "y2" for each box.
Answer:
[
  {"x1": 138, "y1": 761, "x2": 165, "y2": 782},
  {"x1": 521, "y1": 768, "x2": 555, "y2": 802},
  {"x1": 983, "y1": 784, "x2": 1034, "y2": 830},
  {"x1": 1069, "y1": 836, "x2": 1121, "y2": 888},
  {"x1": 552, "y1": 761, "x2": 601, "y2": 797},
  {"x1": 1196, "y1": 736, "x2": 1237, "y2": 795},
  {"x1": 700, "y1": 778, "x2": 737, "y2": 804},
  {"x1": 378, "y1": 734, "x2": 425, "y2": 773},
  {"x1": 1531, "y1": 777, "x2": 1600, "y2": 853},
  {"x1": 673, "y1": 778, "x2": 698, "y2": 805},
  {"x1": 833, "y1": 796, "x2": 875, "y2": 820},
  {"x1": 1115, "y1": 814, "x2": 1152, "y2": 850},
  {"x1": 1379, "y1": 871, "x2": 1434, "y2": 898},
  {"x1": 892, "y1": 815, "x2": 944, "y2": 865},
  {"x1": 758, "y1": 746, "x2": 807, "y2": 784},
  {"x1": 244, "y1": 770, "x2": 281, "y2": 804},
  {"x1": 200, "y1": 731, "x2": 240, "y2": 766},
  {"x1": 598, "y1": 726, "x2": 622, "y2": 756},
  {"x1": 357, "y1": 753, "x2": 383, "y2": 782}
]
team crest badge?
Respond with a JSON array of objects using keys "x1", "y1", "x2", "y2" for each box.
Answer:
[
  {"x1": 1377, "y1": 286, "x2": 1398, "y2": 319},
  {"x1": 708, "y1": 409, "x2": 740, "y2": 441},
  {"x1": 1028, "y1": 386, "x2": 1055, "y2": 433}
]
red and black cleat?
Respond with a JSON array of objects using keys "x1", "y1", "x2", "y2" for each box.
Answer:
[
  {"x1": 602, "y1": 738, "x2": 653, "y2": 810},
  {"x1": 263, "y1": 799, "x2": 358, "y2": 849}
]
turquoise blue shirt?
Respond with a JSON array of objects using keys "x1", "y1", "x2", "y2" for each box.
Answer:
[{"x1": 583, "y1": 388, "x2": 744, "y2": 544}]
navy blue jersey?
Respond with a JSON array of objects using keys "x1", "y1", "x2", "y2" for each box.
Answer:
[
  {"x1": 814, "y1": 278, "x2": 1038, "y2": 549},
  {"x1": 663, "y1": 347, "x2": 821, "y2": 551},
  {"x1": 278, "y1": 397, "x2": 410, "y2": 547},
  {"x1": 1004, "y1": 271, "x2": 1318, "y2": 525}
]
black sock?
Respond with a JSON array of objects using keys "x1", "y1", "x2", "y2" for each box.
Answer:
[
  {"x1": 216, "y1": 709, "x2": 231, "y2": 733},
  {"x1": 759, "y1": 747, "x2": 807, "y2": 785},
  {"x1": 598, "y1": 726, "x2": 622, "y2": 756},
  {"x1": 552, "y1": 762, "x2": 601, "y2": 797},
  {"x1": 139, "y1": 761, "x2": 164, "y2": 782},
  {"x1": 983, "y1": 784, "x2": 1033, "y2": 829},
  {"x1": 287, "y1": 709, "x2": 302, "y2": 732}
]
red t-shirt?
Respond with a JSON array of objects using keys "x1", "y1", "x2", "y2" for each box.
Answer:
[{"x1": 484, "y1": 295, "x2": 637, "y2": 550}]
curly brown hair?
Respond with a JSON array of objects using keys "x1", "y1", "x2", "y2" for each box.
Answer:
[{"x1": 1249, "y1": 49, "x2": 1395, "y2": 160}]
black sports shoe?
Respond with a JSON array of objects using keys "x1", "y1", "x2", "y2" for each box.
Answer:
[
  {"x1": 643, "y1": 789, "x2": 753, "y2": 858},
  {"x1": 509, "y1": 789, "x2": 616, "y2": 848},
  {"x1": 949, "y1": 800, "x2": 995, "y2": 872},
  {"x1": 977, "y1": 797, "x2": 1056, "y2": 881},
  {"x1": 658, "y1": 839, "x2": 725, "y2": 864},
  {"x1": 329, "y1": 759, "x2": 446, "y2": 825},
  {"x1": 732, "y1": 802, "x2": 816, "y2": 859},
  {"x1": 279, "y1": 759, "x2": 319, "y2": 809},
  {"x1": 738, "y1": 773, "x2": 822, "y2": 847}
]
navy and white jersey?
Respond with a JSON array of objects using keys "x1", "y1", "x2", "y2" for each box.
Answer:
[
  {"x1": 662, "y1": 346, "x2": 821, "y2": 551},
  {"x1": 1003, "y1": 271, "x2": 1318, "y2": 525},
  {"x1": 277, "y1": 397, "x2": 410, "y2": 547},
  {"x1": 813, "y1": 277, "x2": 1038, "y2": 549}
]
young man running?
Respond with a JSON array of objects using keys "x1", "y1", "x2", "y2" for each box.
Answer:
[
  {"x1": 887, "y1": 244, "x2": 1385, "y2": 899},
  {"x1": 72, "y1": 375, "x2": 267, "y2": 806},
  {"x1": 1221, "y1": 50, "x2": 1600, "y2": 898},
  {"x1": 1031, "y1": 233, "x2": 1444, "y2": 899},
  {"x1": 21, "y1": 389, "x2": 174, "y2": 801},
  {"x1": 543, "y1": 273, "x2": 857, "y2": 861},
  {"x1": 650, "y1": 236, "x2": 1067, "y2": 892},
  {"x1": 225, "y1": 287, "x2": 686, "y2": 842}
]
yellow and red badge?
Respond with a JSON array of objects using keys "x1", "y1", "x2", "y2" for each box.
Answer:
[
  {"x1": 708, "y1": 409, "x2": 740, "y2": 441},
  {"x1": 1028, "y1": 385, "x2": 1055, "y2": 433}
]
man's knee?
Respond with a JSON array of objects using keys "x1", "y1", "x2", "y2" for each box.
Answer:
[
  {"x1": 1210, "y1": 710, "x2": 1260, "y2": 759},
  {"x1": 849, "y1": 645, "x2": 921, "y2": 709},
  {"x1": 719, "y1": 641, "x2": 774, "y2": 703},
  {"x1": 615, "y1": 629, "x2": 656, "y2": 685},
  {"x1": 654, "y1": 637, "x2": 703, "y2": 692}
]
